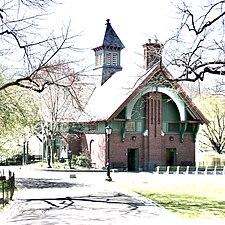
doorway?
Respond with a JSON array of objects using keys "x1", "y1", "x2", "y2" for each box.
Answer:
[
  {"x1": 166, "y1": 148, "x2": 176, "y2": 166},
  {"x1": 128, "y1": 148, "x2": 139, "y2": 171}
]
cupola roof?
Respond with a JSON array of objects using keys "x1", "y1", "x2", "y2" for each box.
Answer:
[{"x1": 102, "y1": 19, "x2": 125, "y2": 49}]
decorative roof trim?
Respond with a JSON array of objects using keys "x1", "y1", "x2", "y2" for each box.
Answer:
[{"x1": 92, "y1": 46, "x2": 123, "y2": 51}]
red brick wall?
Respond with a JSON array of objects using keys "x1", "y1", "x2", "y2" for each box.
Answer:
[
  {"x1": 80, "y1": 133, "x2": 145, "y2": 170},
  {"x1": 79, "y1": 132, "x2": 195, "y2": 170},
  {"x1": 109, "y1": 133, "x2": 144, "y2": 168},
  {"x1": 107, "y1": 134, "x2": 195, "y2": 169},
  {"x1": 85, "y1": 134, "x2": 106, "y2": 169},
  {"x1": 163, "y1": 134, "x2": 195, "y2": 165},
  {"x1": 70, "y1": 134, "x2": 81, "y2": 155}
]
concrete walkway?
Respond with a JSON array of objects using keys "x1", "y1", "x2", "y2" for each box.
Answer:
[{"x1": 0, "y1": 167, "x2": 182, "y2": 225}]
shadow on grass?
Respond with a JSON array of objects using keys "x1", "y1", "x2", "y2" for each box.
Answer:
[{"x1": 135, "y1": 191, "x2": 225, "y2": 219}]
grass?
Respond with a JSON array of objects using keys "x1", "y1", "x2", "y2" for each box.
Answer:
[{"x1": 116, "y1": 174, "x2": 225, "y2": 220}]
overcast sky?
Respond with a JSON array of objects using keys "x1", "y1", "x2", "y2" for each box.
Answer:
[{"x1": 47, "y1": 0, "x2": 178, "y2": 74}]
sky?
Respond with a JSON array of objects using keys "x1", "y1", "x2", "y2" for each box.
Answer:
[{"x1": 47, "y1": 0, "x2": 178, "y2": 74}]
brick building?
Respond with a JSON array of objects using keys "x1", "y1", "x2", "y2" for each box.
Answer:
[{"x1": 69, "y1": 19, "x2": 208, "y2": 171}]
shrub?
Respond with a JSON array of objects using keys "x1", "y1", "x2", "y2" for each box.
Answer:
[{"x1": 73, "y1": 152, "x2": 91, "y2": 168}]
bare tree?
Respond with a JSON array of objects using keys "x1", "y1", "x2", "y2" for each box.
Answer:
[
  {"x1": 0, "y1": 0, "x2": 83, "y2": 92},
  {"x1": 38, "y1": 60, "x2": 84, "y2": 166},
  {"x1": 201, "y1": 106, "x2": 225, "y2": 154},
  {"x1": 206, "y1": 77, "x2": 225, "y2": 96},
  {"x1": 196, "y1": 95, "x2": 225, "y2": 154},
  {"x1": 163, "y1": 0, "x2": 225, "y2": 82}
]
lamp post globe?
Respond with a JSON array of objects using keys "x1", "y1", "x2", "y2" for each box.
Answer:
[
  {"x1": 105, "y1": 125, "x2": 112, "y2": 135},
  {"x1": 105, "y1": 125, "x2": 112, "y2": 181}
]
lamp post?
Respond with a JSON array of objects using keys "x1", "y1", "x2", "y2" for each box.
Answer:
[
  {"x1": 105, "y1": 125, "x2": 112, "y2": 181},
  {"x1": 47, "y1": 130, "x2": 52, "y2": 168}
]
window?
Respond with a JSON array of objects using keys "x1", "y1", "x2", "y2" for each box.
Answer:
[
  {"x1": 105, "y1": 51, "x2": 119, "y2": 66},
  {"x1": 168, "y1": 123, "x2": 180, "y2": 132},
  {"x1": 96, "y1": 53, "x2": 103, "y2": 66},
  {"x1": 95, "y1": 55, "x2": 99, "y2": 66},
  {"x1": 106, "y1": 52, "x2": 111, "y2": 65},
  {"x1": 126, "y1": 121, "x2": 136, "y2": 132},
  {"x1": 98, "y1": 54, "x2": 102, "y2": 65},
  {"x1": 112, "y1": 53, "x2": 118, "y2": 65}
]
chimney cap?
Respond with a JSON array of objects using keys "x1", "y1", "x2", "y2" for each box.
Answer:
[{"x1": 143, "y1": 38, "x2": 161, "y2": 47}]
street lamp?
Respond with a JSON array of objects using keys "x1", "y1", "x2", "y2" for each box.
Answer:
[{"x1": 105, "y1": 125, "x2": 112, "y2": 181}]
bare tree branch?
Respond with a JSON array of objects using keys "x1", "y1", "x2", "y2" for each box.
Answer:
[
  {"x1": 0, "y1": 0, "x2": 84, "y2": 93},
  {"x1": 163, "y1": 0, "x2": 225, "y2": 82}
]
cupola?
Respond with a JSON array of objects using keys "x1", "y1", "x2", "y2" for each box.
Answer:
[{"x1": 92, "y1": 19, "x2": 125, "y2": 85}]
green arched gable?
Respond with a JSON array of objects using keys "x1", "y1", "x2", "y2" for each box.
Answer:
[{"x1": 126, "y1": 86, "x2": 185, "y2": 121}]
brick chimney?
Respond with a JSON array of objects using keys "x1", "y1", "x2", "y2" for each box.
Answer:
[{"x1": 143, "y1": 39, "x2": 162, "y2": 70}]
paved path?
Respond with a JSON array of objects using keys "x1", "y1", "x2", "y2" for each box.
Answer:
[{"x1": 0, "y1": 168, "x2": 181, "y2": 225}]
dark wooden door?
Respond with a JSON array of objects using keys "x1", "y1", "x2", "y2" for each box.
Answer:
[
  {"x1": 128, "y1": 148, "x2": 139, "y2": 171},
  {"x1": 166, "y1": 148, "x2": 176, "y2": 166}
]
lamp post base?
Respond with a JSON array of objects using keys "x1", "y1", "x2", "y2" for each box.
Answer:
[{"x1": 105, "y1": 176, "x2": 112, "y2": 182}]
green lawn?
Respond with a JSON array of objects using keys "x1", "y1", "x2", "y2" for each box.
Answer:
[{"x1": 116, "y1": 174, "x2": 225, "y2": 220}]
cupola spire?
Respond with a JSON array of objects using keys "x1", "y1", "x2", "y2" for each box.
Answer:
[{"x1": 102, "y1": 19, "x2": 125, "y2": 49}]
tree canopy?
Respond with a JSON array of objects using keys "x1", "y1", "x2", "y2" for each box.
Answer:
[{"x1": 0, "y1": 75, "x2": 39, "y2": 157}]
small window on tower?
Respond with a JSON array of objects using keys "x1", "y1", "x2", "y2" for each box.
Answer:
[
  {"x1": 106, "y1": 52, "x2": 111, "y2": 65},
  {"x1": 112, "y1": 52, "x2": 118, "y2": 65},
  {"x1": 95, "y1": 55, "x2": 99, "y2": 66},
  {"x1": 96, "y1": 53, "x2": 103, "y2": 66},
  {"x1": 99, "y1": 53, "x2": 102, "y2": 65}
]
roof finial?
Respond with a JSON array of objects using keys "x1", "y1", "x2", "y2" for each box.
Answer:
[{"x1": 106, "y1": 19, "x2": 110, "y2": 25}]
